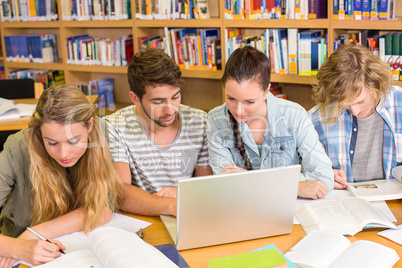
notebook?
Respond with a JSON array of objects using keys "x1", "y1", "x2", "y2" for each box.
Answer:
[{"x1": 160, "y1": 165, "x2": 301, "y2": 250}]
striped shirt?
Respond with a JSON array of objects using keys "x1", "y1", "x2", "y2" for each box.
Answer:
[
  {"x1": 105, "y1": 104, "x2": 209, "y2": 193},
  {"x1": 309, "y1": 86, "x2": 402, "y2": 182}
]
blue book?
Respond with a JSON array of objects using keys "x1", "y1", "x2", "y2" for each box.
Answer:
[
  {"x1": 311, "y1": 41, "x2": 320, "y2": 75},
  {"x1": 97, "y1": 78, "x2": 115, "y2": 108},
  {"x1": 199, "y1": 28, "x2": 219, "y2": 68},
  {"x1": 354, "y1": 0, "x2": 362, "y2": 19},
  {"x1": 155, "y1": 244, "x2": 189, "y2": 268},
  {"x1": 333, "y1": 0, "x2": 339, "y2": 18},
  {"x1": 362, "y1": 0, "x2": 371, "y2": 19}
]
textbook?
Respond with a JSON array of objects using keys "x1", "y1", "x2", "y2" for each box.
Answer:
[
  {"x1": 34, "y1": 227, "x2": 178, "y2": 267},
  {"x1": 295, "y1": 197, "x2": 397, "y2": 236},
  {"x1": 285, "y1": 230, "x2": 399, "y2": 268},
  {"x1": 0, "y1": 97, "x2": 36, "y2": 120},
  {"x1": 347, "y1": 166, "x2": 402, "y2": 201},
  {"x1": 207, "y1": 247, "x2": 288, "y2": 268}
]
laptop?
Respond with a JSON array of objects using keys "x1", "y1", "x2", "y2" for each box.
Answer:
[{"x1": 160, "y1": 164, "x2": 301, "y2": 250}]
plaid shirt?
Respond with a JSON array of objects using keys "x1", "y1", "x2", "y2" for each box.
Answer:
[{"x1": 309, "y1": 86, "x2": 402, "y2": 182}]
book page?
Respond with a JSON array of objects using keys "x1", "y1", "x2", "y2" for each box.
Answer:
[
  {"x1": 89, "y1": 227, "x2": 178, "y2": 268},
  {"x1": 328, "y1": 240, "x2": 399, "y2": 268},
  {"x1": 15, "y1": 103, "x2": 36, "y2": 116},
  {"x1": 285, "y1": 230, "x2": 350, "y2": 268},
  {"x1": 295, "y1": 200, "x2": 360, "y2": 236},
  {"x1": 33, "y1": 249, "x2": 103, "y2": 268},
  {"x1": 339, "y1": 197, "x2": 397, "y2": 230},
  {"x1": 377, "y1": 224, "x2": 402, "y2": 245},
  {"x1": 392, "y1": 166, "x2": 402, "y2": 182}
]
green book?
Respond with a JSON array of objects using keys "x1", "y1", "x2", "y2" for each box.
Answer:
[{"x1": 207, "y1": 248, "x2": 288, "y2": 268}]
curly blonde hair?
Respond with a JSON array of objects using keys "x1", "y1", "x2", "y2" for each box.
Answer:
[
  {"x1": 27, "y1": 85, "x2": 124, "y2": 233},
  {"x1": 312, "y1": 45, "x2": 392, "y2": 123}
]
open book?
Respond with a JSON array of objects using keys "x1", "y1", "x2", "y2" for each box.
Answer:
[
  {"x1": 295, "y1": 197, "x2": 397, "y2": 236},
  {"x1": 34, "y1": 227, "x2": 178, "y2": 268},
  {"x1": 0, "y1": 97, "x2": 36, "y2": 120},
  {"x1": 285, "y1": 230, "x2": 399, "y2": 268},
  {"x1": 347, "y1": 166, "x2": 402, "y2": 201}
]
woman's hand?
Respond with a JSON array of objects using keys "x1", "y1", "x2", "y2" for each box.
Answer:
[
  {"x1": 219, "y1": 165, "x2": 247, "y2": 173},
  {"x1": 298, "y1": 181, "x2": 328, "y2": 199},
  {"x1": 11, "y1": 239, "x2": 65, "y2": 266}
]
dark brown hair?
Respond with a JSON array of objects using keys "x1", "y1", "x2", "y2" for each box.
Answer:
[
  {"x1": 222, "y1": 46, "x2": 271, "y2": 170},
  {"x1": 127, "y1": 48, "x2": 184, "y2": 100}
]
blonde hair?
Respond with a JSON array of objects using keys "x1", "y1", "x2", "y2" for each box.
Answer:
[
  {"x1": 312, "y1": 45, "x2": 392, "y2": 123},
  {"x1": 27, "y1": 85, "x2": 124, "y2": 233}
]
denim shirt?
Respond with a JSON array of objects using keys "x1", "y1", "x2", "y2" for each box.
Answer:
[{"x1": 207, "y1": 93, "x2": 334, "y2": 190}]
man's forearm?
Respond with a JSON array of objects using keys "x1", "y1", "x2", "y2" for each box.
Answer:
[{"x1": 121, "y1": 184, "x2": 176, "y2": 216}]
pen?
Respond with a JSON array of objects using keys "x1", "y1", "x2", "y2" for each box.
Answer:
[{"x1": 27, "y1": 227, "x2": 65, "y2": 254}]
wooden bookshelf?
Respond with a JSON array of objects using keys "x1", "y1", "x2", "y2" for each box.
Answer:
[{"x1": 0, "y1": 0, "x2": 401, "y2": 111}]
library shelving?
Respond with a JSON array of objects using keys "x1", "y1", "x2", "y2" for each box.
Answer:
[{"x1": 0, "y1": 0, "x2": 401, "y2": 112}]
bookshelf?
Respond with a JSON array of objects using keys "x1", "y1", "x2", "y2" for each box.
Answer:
[{"x1": 0, "y1": 0, "x2": 401, "y2": 112}]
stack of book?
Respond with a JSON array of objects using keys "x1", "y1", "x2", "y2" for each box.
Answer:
[
  {"x1": 225, "y1": 28, "x2": 327, "y2": 77},
  {"x1": 224, "y1": 0, "x2": 327, "y2": 20},
  {"x1": 0, "y1": 0, "x2": 58, "y2": 21},
  {"x1": 8, "y1": 69, "x2": 65, "y2": 89},
  {"x1": 66, "y1": 34, "x2": 133, "y2": 66},
  {"x1": 333, "y1": 0, "x2": 399, "y2": 20},
  {"x1": 4, "y1": 34, "x2": 58, "y2": 63},
  {"x1": 73, "y1": 77, "x2": 115, "y2": 109},
  {"x1": 143, "y1": 27, "x2": 221, "y2": 71},
  {"x1": 62, "y1": 0, "x2": 132, "y2": 21},
  {"x1": 135, "y1": 0, "x2": 210, "y2": 20}
]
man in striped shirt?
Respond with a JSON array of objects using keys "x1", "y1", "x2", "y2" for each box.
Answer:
[
  {"x1": 105, "y1": 48, "x2": 212, "y2": 216},
  {"x1": 309, "y1": 45, "x2": 402, "y2": 190}
]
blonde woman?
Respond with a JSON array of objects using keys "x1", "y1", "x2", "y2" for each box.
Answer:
[{"x1": 0, "y1": 85, "x2": 124, "y2": 267}]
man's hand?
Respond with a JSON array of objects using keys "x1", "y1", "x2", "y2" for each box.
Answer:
[
  {"x1": 154, "y1": 187, "x2": 177, "y2": 198},
  {"x1": 333, "y1": 169, "x2": 348, "y2": 190},
  {"x1": 298, "y1": 181, "x2": 328, "y2": 199}
]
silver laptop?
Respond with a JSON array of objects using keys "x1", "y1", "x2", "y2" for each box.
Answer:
[{"x1": 160, "y1": 164, "x2": 301, "y2": 250}]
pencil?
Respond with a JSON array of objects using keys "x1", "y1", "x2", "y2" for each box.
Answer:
[{"x1": 27, "y1": 227, "x2": 65, "y2": 254}]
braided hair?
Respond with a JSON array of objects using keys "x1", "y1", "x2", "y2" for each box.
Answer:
[
  {"x1": 228, "y1": 111, "x2": 253, "y2": 170},
  {"x1": 222, "y1": 46, "x2": 271, "y2": 171}
]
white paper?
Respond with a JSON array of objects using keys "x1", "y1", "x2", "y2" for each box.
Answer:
[{"x1": 378, "y1": 224, "x2": 402, "y2": 245}]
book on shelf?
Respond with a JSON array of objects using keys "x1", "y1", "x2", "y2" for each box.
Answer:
[
  {"x1": 0, "y1": 0, "x2": 58, "y2": 21},
  {"x1": 30, "y1": 226, "x2": 179, "y2": 268},
  {"x1": 295, "y1": 196, "x2": 397, "y2": 236},
  {"x1": 224, "y1": 0, "x2": 324, "y2": 20},
  {"x1": 207, "y1": 247, "x2": 288, "y2": 268},
  {"x1": 334, "y1": 0, "x2": 396, "y2": 20},
  {"x1": 66, "y1": 34, "x2": 133, "y2": 67},
  {"x1": 347, "y1": 166, "x2": 402, "y2": 201},
  {"x1": 4, "y1": 34, "x2": 57, "y2": 63},
  {"x1": 63, "y1": 0, "x2": 131, "y2": 20},
  {"x1": 195, "y1": 0, "x2": 210, "y2": 18},
  {"x1": 0, "y1": 97, "x2": 36, "y2": 121},
  {"x1": 308, "y1": 0, "x2": 327, "y2": 19},
  {"x1": 9, "y1": 69, "x2": 65, "y2": 89},
  {"x1": 91, "y1": 77, "x2": 115, "y2": 109},
  {"x1": 285, "y1": 230, "x2": 399, "y2": 268}
]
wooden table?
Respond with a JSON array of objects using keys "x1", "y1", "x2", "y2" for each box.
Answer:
[
  {"x1": 124, "y1": 199, "x2": 402, "y2": 268},
  {"x1": 0, "y1": 96, "x2": 99, "y2": 131}
]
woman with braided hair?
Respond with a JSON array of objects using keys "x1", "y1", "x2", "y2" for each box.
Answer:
[{"x1": 207, "y1": 46, "x2": 333, "y2": 199}]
